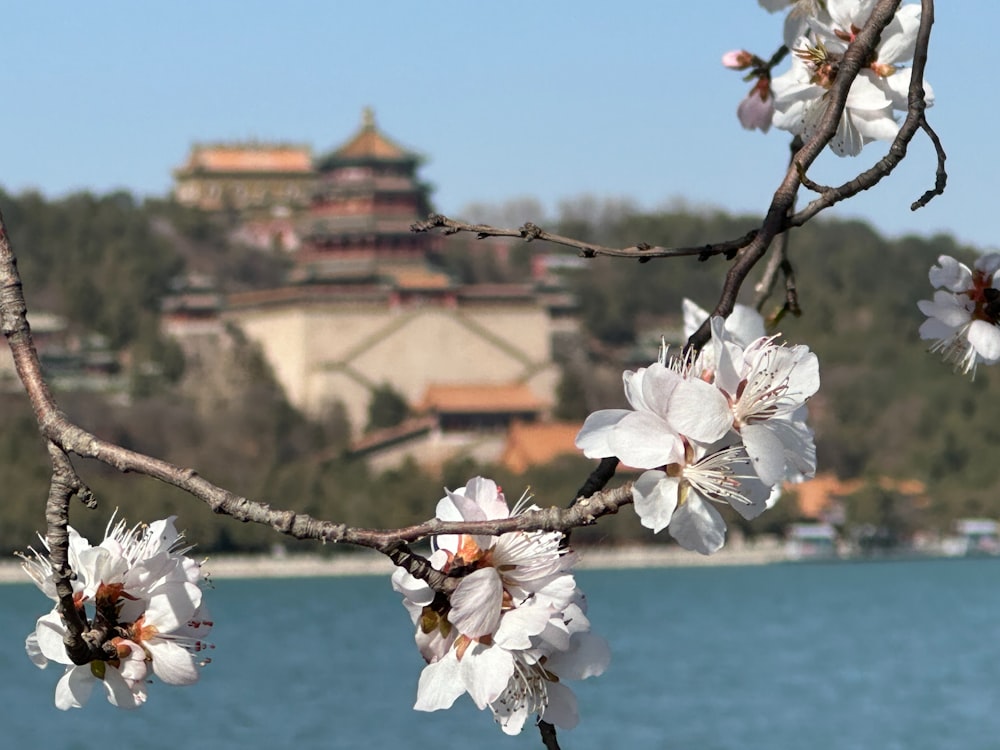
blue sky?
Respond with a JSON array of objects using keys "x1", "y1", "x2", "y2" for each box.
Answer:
[{"x1": 0, "y1": 1, "x2": 992, "y2": 248}]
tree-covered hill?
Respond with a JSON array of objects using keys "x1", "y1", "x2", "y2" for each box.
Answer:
[{"x1": 0, "y1": 189, "x2": 993, "y2": 553}]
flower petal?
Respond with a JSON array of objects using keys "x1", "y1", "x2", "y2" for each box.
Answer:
[
  {"x1": 541, "y1": 681, "x2": 580, "y2": 731},
  {"x1": 668, "y1": 378, "x2": 733, "y2": 443},
  {"x1": 55, "y1": 666, "x2": 94, "y2": 710},
  {"x1": 967, "y1": 320, "x2": 1000, "y2": 363},
  {"x1": 742, "y1": 422, "x2": 788, "y2": 487},
  {"x1": 669, "y1": 497, "x2": 727, "y2": 555},
  {"x1": 414, "y1": 651, "x2": 465, "y2": 712},
  {"x1": 102, "y1": 665, "x2": 141, "y2": 709},
  {"x1": 606, "y1": 411, "x2": 682, "y2": 469},
  {"x1": 146, "y1": 639, "x2": 199, "y2": 686},
  {"x1": 34, "y1": 611, "x2": 73, "y2": 665},
  {"x1": 449, "y1": 568, "x2": 503, "y2": 638},
  {"x1": 461, "y1": 643, "x2": 514, "y2": 709},
  {"x1": 574, "y1": 409, "x2": 631, "y2": 458},
  {"x1": 632, "y1": 470, "x2": 679, "y2": 533}
]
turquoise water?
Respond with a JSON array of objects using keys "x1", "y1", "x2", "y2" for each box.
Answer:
[{"x1": 2, "y1": 558, "x2": 999, "y2": 749}]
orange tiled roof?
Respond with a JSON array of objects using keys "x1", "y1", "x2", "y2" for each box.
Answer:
[
  {"x1": 386, "y1": 267, "x2": 452, "y2": 289},
  {"x1": 788, "y1": 473, "x2": 928, "y2": 519},
  {"x1": 184, "y1": 145, "x2": 313, "y2": 173},
  {"x1": 420, "y1": 383, "x2": 544, "y2": 414},
  {"x1": 788, "y1": 474, "x2": 862, "y2": 519},
  {"x1": 502, "y1": 421, "x2": 583, "y2": 474},
  {"x1": 877, "y1": 477, "x2": 926, "y2": 495},
  {"x1": 334, "y1": 108, "x2": 409, "y2": 160}
]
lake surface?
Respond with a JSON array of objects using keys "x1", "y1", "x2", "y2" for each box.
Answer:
[{"x1": 2, "y1": 558, "x2": 999, "y2": 749}]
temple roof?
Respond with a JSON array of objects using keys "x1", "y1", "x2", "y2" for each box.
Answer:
[
  {"x1": 175, "y1": 144, "x2": 313, "y2": 175},
  {"x1": 419, "y1": 383, "x2": 544, "y2": 414},
  {"x1": 501, "y1": 421, "x2": 583, "y2": 474},
  {"x1": 317, "y1": 108, "x2": 419, "y2": 168}
]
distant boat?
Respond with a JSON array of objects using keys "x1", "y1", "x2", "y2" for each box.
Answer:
[{"x1": 785, "y1": 523, "x2": 838, "y2": 561}]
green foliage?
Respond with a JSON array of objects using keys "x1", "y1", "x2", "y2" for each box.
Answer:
[
  {"x1": 1, "y1": 190, "x2": 183, "y2": 350},
  {"x1": 366, "y1": 383, "x2": 411, "y2": 432},
  {"x1": 554, "y1": 368, "x2": 590, "y2": 421},
  {"x1": 1, "y1": 188, "x2": 997, "y2": 554}
]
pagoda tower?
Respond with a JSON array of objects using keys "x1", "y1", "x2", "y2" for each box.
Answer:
[
  {"x1": 292, "y1": 108, "x2": 439, "y2": 282},
  {"x1": 209, "y1": 109, "x2": 560, "y2": 435}
]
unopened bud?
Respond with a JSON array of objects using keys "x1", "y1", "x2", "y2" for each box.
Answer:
[
  {"x1": 870, "y1": 62, "x2": 897, "y2": 78},
  {"x1": 722, "y1": 50, "x2": 755, "y2": 70}
]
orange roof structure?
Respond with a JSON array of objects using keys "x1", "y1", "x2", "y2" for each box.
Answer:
[
  {"x1": 501, "y1": 421, "x2": 583, "y2": 474},
  {"x1": 789, "y1": 474, "x2": 862, "y2": 519},
  {"x1": 788, "y1": 473, "x2": 928, "y2": 519},
  {"x1": 179, "y1": 144, "x2": 313, "y2": 174},
  {"x1": 419, "y1": 383, "x2": 544, "y2": 414},
  {"x1": 332, "y1": 107, "x2": 410, "y2": 161},
  {"x1": 384, "y1": 267, "x2": 452, "y2": 290}
]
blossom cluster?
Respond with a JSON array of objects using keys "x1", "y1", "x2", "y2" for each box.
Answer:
[
  {"x1": 575, "y1": 302, "x2": 819, "y2": 554},
  {"x1": 918, "y1": 254, "x2": 1000, "y2": 377},
  {"x1": 21, "y1": 516, "x2": 212, "y2": 710},
  {"x1": 727, "y1": 0, "x2": 932, "y2": 155},
  {"x1": 392, "y1": 477, "x2": 610, "y2": 735}
]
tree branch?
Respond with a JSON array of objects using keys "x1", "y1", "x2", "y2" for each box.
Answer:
[
  {"x1": 687, "y1": 0, "x2": 907, "y2": 351},
  {"x1": 789, "y1": 0, "x2": 941, "y2": 226},
  {"x1": 539, "y1": 719, "x2": 562, "y2": 750},
  {"x1": 411, "y1": 214, "x2": 757, "y2": 262},
  {"x1": 414, "y1": 2, "x2": 938, "y2": 359},
  {"x1": 45, "y1": 443, "x2": 106, "y2": 665}
]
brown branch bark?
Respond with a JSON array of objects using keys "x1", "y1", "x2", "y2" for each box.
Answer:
[
  {"x1": 45, "y1": 443, "x2": 107, "y2": 665},
  {"x1": 411, "y1": 214, "x2": 757, "y2": 262},
  {"x1": 789, "y1": 0, "x2": 940, "y2": 227},
  {"x1": 539, "y1": 720, "x2": 562, "y2": 750},
  {"x1": 687, "y1": 0, "x2": 907, "y2": 351},
  {"x1": 414, "y1": 1, "x2": 939, "y2": 358}
]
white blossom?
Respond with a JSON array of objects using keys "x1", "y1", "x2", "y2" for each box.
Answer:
[
  {"x1": 392, "y1": 478, "x2": 609, "y2": 734},
  {"x1": 577, "y1": 310, "x2": 818, "y2": 552},
  {"x1": 632, "y1": 441, "x2": 772, "y2": 554},
  {"x1": 918, "y1": 254, "x2": 1000, "y2": 376},
  {"x1": 771, "y1": 2, "x2": 931, "y2": 156},
  {"x1": 704, "y1": 317, "x2": 819, "y2": 486},
  {"x1": 683, "y1": 298, "x2": 767, "y2": 349},
  {"x1": 21, "y1": 516, "x2": 212, "y2": 710},
  {"x1": 758, "y1": 0, "x2": 829, "y2": 48},
  {"x1": 575, "y1": 361, "x2": 733, "y2": 470}
]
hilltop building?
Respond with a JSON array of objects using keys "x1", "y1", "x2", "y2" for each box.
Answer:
[
  {"x1": 167, "y1": 110, "x2": 564, "y2": 443},
  {"x1": 173, "y1": 143, "x2": 314, "y2": 213}
]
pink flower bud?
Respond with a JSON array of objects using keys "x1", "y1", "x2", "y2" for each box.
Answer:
[
  {"x1": 737, "y1": 79, "x2": 774, "y2": 133},
  {"x1": 722, "y1": 49, "x2": 754, "y2": 70}
]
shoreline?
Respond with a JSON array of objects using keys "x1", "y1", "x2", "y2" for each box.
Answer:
[{"x1": 0, "y1": 543, "x2": 787, "y2": 584}]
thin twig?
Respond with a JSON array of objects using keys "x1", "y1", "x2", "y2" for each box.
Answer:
[
  {"x1": 911, "y1": 112, "x2": 947, "y2": 210},
  {"x1": 754, "y1": 137, "x2": 802, "y2": 313},
  {"x1": 686, "y1": 0, "x2": 906, "y2": 352},
  {"x1": 411, "y1": 214, "x2": 758, "y2": 262},
  {"x1": 789, "y1": 0, "x2": 940, "y2": 226}
]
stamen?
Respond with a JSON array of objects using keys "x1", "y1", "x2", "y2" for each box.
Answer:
[{"x1": 684, "y1": 446, "x2": 757, "y2": 506}]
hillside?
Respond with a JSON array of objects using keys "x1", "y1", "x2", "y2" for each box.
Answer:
[{"x1": 0, "y1": 189, "x2": 990, "y2": 553}]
